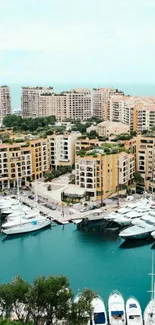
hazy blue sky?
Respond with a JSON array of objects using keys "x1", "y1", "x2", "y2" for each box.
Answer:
[{"x1": 0, "y1": 0, "x2": 155, "y2": 84}]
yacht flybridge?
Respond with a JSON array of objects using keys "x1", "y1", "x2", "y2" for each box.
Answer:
[
  {"x1": 126, "y1": 297, "x2": 143, "y2": 325},
  {"x1": 108, "y1": 291, "x2": 125, "y2": 325}
]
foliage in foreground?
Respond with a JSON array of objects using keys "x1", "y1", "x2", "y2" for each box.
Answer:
[{"x1": 0, "y1": 275, "x2": 96, "y2": 325}]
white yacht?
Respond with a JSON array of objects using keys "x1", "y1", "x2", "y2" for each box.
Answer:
[
  {"x1": 119, "y1": 221, "x2": 155, "y2": 240},
  {"x1": 2, "y1": 214, "x2": 47, "y2": 229},
  {"x1": 2, "y1": 219, "x2": 51, "y2": 235},
  {"x1": 108, "y1": 291, "x2": 125, "y2": 325},
  {"x1": 126, "y1": 297, "x2": 143, "y2": 325},
  {"x1": 91, "y1": 296, "x2": 107, "y2": 325},
  {"x1": 0, "y1": 198, "x2": 19, "y2": 209},
  {"x1": 114, "y1": 210, "x2": 143, "y2": 227},
  {"x1": 74, "y1": 294, "x2": 107, "y2": 325}
]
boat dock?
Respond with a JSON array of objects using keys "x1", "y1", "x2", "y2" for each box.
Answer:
[{"x1": 18, "y1": 195, "x2": 128, "y2": 226}]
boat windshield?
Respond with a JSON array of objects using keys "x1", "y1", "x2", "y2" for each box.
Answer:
[
  {"x1": 111, "y1": 310, "x2": 124, "y2": 317},
  {"x1": 129, "y1": 304, "x2": 137, "y2": 308},
  {"x1": 94, "y1": 312, "x2": 105, "y2": 324}
]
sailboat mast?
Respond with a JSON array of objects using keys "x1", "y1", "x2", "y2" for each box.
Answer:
[{"x1": 152, "y1": 252, "x2": 154, "y2": 300}]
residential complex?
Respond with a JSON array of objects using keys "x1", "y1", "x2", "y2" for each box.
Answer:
[
  {"x1": 97, "y1": 121, "x2": 130, "y2": 137},
  {"x1": 92, "y1": 88, "x2": 124, "y2": 120},
  {"x1": 0, "y1": 138, "x2": 49, "y2": 189},
  {"x1": 75, "y1": 147, "x2": 135, "y2": 201},
  {"x1": 21, "y1": 87, "x2": 54, "y2": 117},
  {"x1": 0, "y1": 86, "x2": 11, "y2": 124},
  {"x1": 48, "y1": 133, "x2": 79, "y2": 169},
  {"x1": 21, "y1": 87, "x2": 91, "y2": 121}
]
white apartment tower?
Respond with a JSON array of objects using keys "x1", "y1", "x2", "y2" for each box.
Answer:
[
  {"x1": 93, "y1": 88, "x2": 124, "y2": 120},
  {"x1": 0, "y1": 86, "x2": 11, "y2": 124},
  {"x1": 21, "y1": 87, "x2": 54, "y2": 117}
]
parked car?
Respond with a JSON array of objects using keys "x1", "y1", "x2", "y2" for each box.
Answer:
[{"x1": 28, "y1": 195, "x2": 34, "y2": 200}]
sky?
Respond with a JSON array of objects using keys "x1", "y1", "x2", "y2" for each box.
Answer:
[{"x1": 0, "y1": 0, "x2": 155, "y2": 85}]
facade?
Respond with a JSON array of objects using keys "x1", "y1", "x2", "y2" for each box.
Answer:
[
  {"x1": 21, "y1": 87, "x2": 54, "y2": 117},
  {"x1": 0, "y1": 137, "x2": 50, "y2": 189},
  {"x1": 29, "y1": 138, "x2": 49, "y2": 180},
  {"x1": 48, "y1": 133, "x2": 79, "y2": 169},
  {"x1": 21, "y1": 87, "x2": 92, "y2": 121},
  {"x1": 75, "y1": 150, "x2": 135, "y2": 201},
  {"x1": 92, "y1": 88, "x2": 124, "y2": 120},
  {"x1": 0, "y1": 86, "x2": 11, "y2": 124},
  {"x1": 136, "y1": 135, "x2": 155, "y2": 181},
  {"x1": 108, "y1": 96, "x2": 135, "y2": 131},
  {"x1": 97, "y1": 121, "x2": 129, "y2": 137},
  {"x1": 133, "y1": 104, "x2": 155, "y2": 134},
  {"x1": 0, "y1": 143, "x2": 32, "y2": 189}
]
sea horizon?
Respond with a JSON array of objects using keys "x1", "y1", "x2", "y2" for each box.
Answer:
[{"x1": 6, "y1": 82, "x2": 155, "y2": 111}]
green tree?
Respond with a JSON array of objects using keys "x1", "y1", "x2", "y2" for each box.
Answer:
[
  {"x1": 44, "y1": 275, "x2": 72, "y2": 325},
  {"x1": 68, "y1": 288, "x2": 96, "y2": 325},
  {"x1": 134, "y1": 172, "x2": 144, "y2": 185},
  {"x1": 11, "y1": 276, "x2": 30, "y2": 322},
  {"x1": 27, "y1": 276, "x2": 47, "y2": 325},
  {"x1": 0, "y1": 283, "x2": 14, "y2": 319}
]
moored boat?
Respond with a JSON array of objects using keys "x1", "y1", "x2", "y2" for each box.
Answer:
[
  {"x1": 126, "y1": 297, "x2": 143, "y2": 325},
  {"x1": 2, "y1": 219, "x2": 51, "y2": 235},
  {"x1": 119, "y1": 223, "x2": 155, "y2": 240},
  {"x1": 108, "y1": 290, "x2": 125, "y2": 325},
  {"x1": 144, "y1": 253, "x2": 155, "y2": 325},
  {"x1": 74, "y1": 294, "x2": 107, "y2": 325}
]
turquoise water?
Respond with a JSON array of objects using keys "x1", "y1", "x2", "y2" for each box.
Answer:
[
  {"x1": 9, "y1": 83, "x2": 155, "y2": 110},
  {"x1": 0, "y1": 224, "x2": 153, "y2": 311}
]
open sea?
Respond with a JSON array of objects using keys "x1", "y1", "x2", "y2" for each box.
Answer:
[{"x1": 2, "y1": 82, "x2": 155, "y2": 312}]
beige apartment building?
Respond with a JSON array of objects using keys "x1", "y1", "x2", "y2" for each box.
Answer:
[
  {"x1": 48, "y1": 133, "x2": 79, "y2": 169},
  {"x1": 0, "y1": 86, "x2": 11, "y2": 124},
  {"x1": 92, "y1": 88, "x2": 124, "y2": 120},
  {"x1": 0, "y1": 137, "x2": 50, "y2": 189},
  {"x1": 75, "y1": 149, "x2": 135, "y2": 201},
  {"x1": 97, "y1": 121, "x2": 129, "y2": 137},
  {"x1": 0, "y1": 143, "x2": 32, "y2": 189},
  {"x1": 108, "y1": 95, "x2": 135, "y2": 131},
  {"x1": 21, "y1": 87, "x2": 92, "y2": 121},
  {"x1": 21, "y1": 86, "x2": 54, "y2": 117},
  {"x1": 136, "y1": 135, "x2": 155, "y2": 180},
  {"x1": 133, "y1": 104, "x2": 155, "y2": 134}
]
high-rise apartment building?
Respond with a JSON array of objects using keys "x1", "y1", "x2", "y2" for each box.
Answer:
[
  {"x1": 21, "y1": 87, "x2": 92, "y2": 121},
  {"x1": 75, "y1": 149, "x2": 135, "y2": 201},
  {"x1": 133, "y1": 104, "x2": 155, "y2": 134},
  {"x1": 21, "y1": 87, "x2": 54, "y2": 117},
  {"x1": 0, "y1": 86, "x2": 11, "y2": 124},
  {"x1": 48, "y1": 133, "x2": 79, "y2": 169},
  {"x1": 93, "y1": 88, "x2": 124, "y2": 120},
  {"x1": 0, "y1": 143, "x2": 32, "y2": 189}
]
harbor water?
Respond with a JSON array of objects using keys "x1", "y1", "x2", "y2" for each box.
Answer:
[{"x1": 0, "y1": 223, "x2": 153, "y2": 311}]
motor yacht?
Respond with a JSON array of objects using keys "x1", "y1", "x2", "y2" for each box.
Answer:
[
  {"x1": 108, "y1": 291, "x2": 125, "y2": 325},
  {"x1": 114, "y1": 210, "x2": 143, "y2": 227},
  {"x1": 119, "y1": 221, "x2": 155, "y2": 240},
  {"x1": 74, "y1": 294, "x2": 107, "y2": 325},
  {"x1": 126, "y1": 297, "x2": 143, "y2": 325}
]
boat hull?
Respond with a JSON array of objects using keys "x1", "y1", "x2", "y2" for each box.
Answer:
[
  {"x1": 120, "y1": 232, "x2": 151, "y2": 240},
  {"x1": 2, "y1": 221, "x2": 51, "y2": 235}
]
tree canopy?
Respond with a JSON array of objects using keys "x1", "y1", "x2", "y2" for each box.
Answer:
[
  {"x1": 3, "y1": 115, "x2": 56, "y2": 133},
  {"x1": 0, "y1": 275, "x2": 96, "y2": 325}
]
